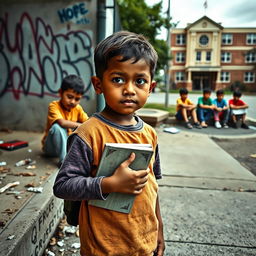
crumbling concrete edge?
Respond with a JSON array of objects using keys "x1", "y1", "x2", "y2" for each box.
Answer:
[{"x1": 0, "y1": 171, "x2": 64, "y2": 256}]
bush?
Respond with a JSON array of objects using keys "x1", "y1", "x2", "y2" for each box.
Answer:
[{"x1": 230, "y1": 81, "x2": 246, "y2": 92}]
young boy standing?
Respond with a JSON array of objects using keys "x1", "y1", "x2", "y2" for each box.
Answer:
[
  {"x1": 176, "y1": 88, "x2": 201, "y2": 129},
  {"x1": 197, "y1": 88, "x2": 215, "y2": 128},
  {"x1": 53, "y1": 31, "x2": 165, "y2": 256},
  {"x1": 213, "y1": 89, "x2": 230, "y2": 129},
  {"x1": 229, "y1": 90, "x2": 249, "y2": 129},
  {"x1": 42, "y1": 75, "x2": 88, "y2": 166}
]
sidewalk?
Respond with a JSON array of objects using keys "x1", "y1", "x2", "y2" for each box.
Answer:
[{"x1": 0, "y1": 129, "x2": 256, "y2": 256}]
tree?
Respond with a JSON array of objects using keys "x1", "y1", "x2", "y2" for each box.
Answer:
[{"x1": 116, "y1": 0, "x2": 172, "y2": 75}]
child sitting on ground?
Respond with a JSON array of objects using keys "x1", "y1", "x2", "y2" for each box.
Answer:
[
  {"x1": 53, "y1": 31, "x2": 165, "y2": 256},
  {"x1": 213, "y1": 89, "x2": 230, "y2": 129},
  {"x1": 229, "y1": 90, "x2": 249, "y2": 129},
  {"x1": 175, "y1": 88, "x2": 201, "y2": 129},
  {"x1": 197, "y1": 88, "x2": 215, "y2": 128},
  {"x1": 42, "y1": 75, "x2": 88, "y2": 166}
]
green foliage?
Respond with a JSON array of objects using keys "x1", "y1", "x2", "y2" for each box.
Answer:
[{"x1": 116, "y1": 0, "x2": 172, "y2": 74}]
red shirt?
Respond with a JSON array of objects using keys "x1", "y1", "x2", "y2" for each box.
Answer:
[{"x1": 229, "y1": 98, "x2": 246, "y2": 106}]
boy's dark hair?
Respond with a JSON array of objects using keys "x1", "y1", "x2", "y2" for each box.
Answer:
[
  {"x1": 233, "y1": 90, "x2": 242, "y2": 97},
  {"x1": 203, "y1": 88, "x2": 212, "y2": 94},
  {"x1": 94, "y1": 31, "x2": 158, "y2": 79},
  {"x1": 61, "y1": 75, "x2": 86, "y2": 94},
  {"x1": 216, "y1": 89, "x2": 224, "y2": 96},
  {"x1": 179, "y1": 88, "x2": 188, "y2": 95}
]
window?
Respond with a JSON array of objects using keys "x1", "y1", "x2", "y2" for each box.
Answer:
[
  {"x1": 244, "y1": 72, "x2": 255, "y2": 83},
  {"x1": 246, "y1": 34, "x2": 256, "y2": 44},
  {"x1": 206, "y1": 51, "x2": 211, "y2": 61},
  {"x1": 220, "y1": 72, "x2": 230, "y2": 82},
  {"x1": 176, "y1": 52, "x2": 185, "y2": 62},
  {"x1": 221, "y1": 52, "x2": 231, "y2": 62},
  {"x1": 199, "y1": 35, "x2": 209, "y2": 45},
  {"x1": 196, "y1": 51, "x2": 201, "y2": 61},
  {"x1": 245, "y1": 52, "x2": 256, "y2": 63},
  {"x1": 175, "y1": 72, "x2": 185, "y2": 82},
  {"x1": 222, "y1": 34, "x2": 232, "y2": 44},
  {"x1": 176, "y1": 34, "x2": 186, "y2": 45}
]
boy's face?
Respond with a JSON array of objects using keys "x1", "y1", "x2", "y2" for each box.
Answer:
[
  {"x1": 92, "y1": 56, "x2": 155, "y2": 117},
  {"x1": 233, "y1": 95, "x2": 240, "y2": 101},
  {"x1": 217, "y1": 94, "x2": 224, "y2": 101},
  {"x1": 180, "y1": 93, "x2": 188, "y2": 101},
  {"x1": 203, "y1": 92, "x2": 211, "y2": 100},
  {"x1": 59, "y1": 88, "x2": 82, "y2": 111}
]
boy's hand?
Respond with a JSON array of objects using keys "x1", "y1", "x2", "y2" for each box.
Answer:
[{"x1": 101, "y1": 153, "x2": 149, "y2": 195}]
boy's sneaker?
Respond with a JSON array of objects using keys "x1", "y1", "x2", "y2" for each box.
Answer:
[
  {"x1": 194, "y1": 122, "x2": 202, "y2": 129},
  {"x1": 215, "y1": 121, "x2": 221, "y2": 129},
  {"x1": 223, "y1": 123, "x2": 229, "y2": 129},
  {"x1": 185, "y1": 122, "x2": 193, "y2": 129},
  {"x1": 233, "y1": 122, "x2": 238, "y2": 129},
  {"x1": 241, "y1": 123, "x2": 249, "y2": 129}
]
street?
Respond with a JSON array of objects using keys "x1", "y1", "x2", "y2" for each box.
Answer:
[{"x1": 148, "y1": 92, "x2": 256, "y2": 120}]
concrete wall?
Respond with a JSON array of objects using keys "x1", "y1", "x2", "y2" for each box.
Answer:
[{"x1": 0, "y1": 0, "x2": 97, "y2": 132}]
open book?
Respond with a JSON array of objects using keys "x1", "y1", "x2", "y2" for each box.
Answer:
[{"x1": 88, "y1": 143, "x2": 154, "y2": 214}]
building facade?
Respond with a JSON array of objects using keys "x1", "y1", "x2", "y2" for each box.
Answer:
[{"x1": 170, "y1": 16, "x2": 256, "y2": 91}]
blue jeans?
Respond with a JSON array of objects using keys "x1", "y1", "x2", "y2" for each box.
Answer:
[
  {"x1": 43, "y1": 123, "x2": 68, "y2": 162},
  {"x1": 197, "y1": 108, "x2": 213, "y2": 122}
]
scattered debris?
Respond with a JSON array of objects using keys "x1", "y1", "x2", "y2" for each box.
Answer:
[
  {"x1": 0, "y1": 181, "x2": 20, "y2": 193},
  {"x1": 49, "y1": 237, "x2": 57, "y2": 246},
  {"x1": 26, "y1": 165, "x2": 37, "y2": 170},
  {"x1": 0, "y1": 162, "x2": 7, "y2": 166},
  {"x1": 250, "y1": 154, "x2": 256, "y2": 158},
  {"x1": 0, "y1": 166, "x2": 11, "y2": 173},
  {"x1": 71, "y1": 242, "x2": 80, "y2": 249},
  {"x1": 7, "y1": 235, "x2": 15, "y2": 240},
  {"x1": 63, "y1": 225, "x2": 77, "y2": 234},
  {"x1": 15, "y1": 195, "x2": 22, "y2": 199},
  {"x1": 2, "y1": 208, "x2": 18, "y2": 214},
  {"x1": 0, "y1": 221, "x2": 5, "y2": 227},
  {"x1": 25, "y1": 182, "x2": 36, "y2": 188},
  {"x1": 14, "y1": 172, "x2": 36, "y2": 176},
  {"x1": 27, "y1": 187, "x2": 43, "y2": 193},
  {"x1": 15, "y1": 158, "x2": 32, "y2": 167},
  {"x1": 163, "y1": 127, "x2": 180, "y2": 134},
  {"x1": 45, "y1": 250, "x2": 55, "y2": 256},
  {"x1": 6, "y1": 191, "x2": 21, "y2": 195},
  {"x1": 238, "y1": 188, "x2": 244, "y2": 192},
  {"x1": 57, "y1": 240, "x2": 65, "y2": 247},
  {"x1": 0, "y1": 174, "x2": 7, "y2": 179},
  {"x1": 28, "y1": 149, "x2": 32, "y2": 153}
]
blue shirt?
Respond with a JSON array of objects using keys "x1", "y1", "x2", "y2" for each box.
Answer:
[{"x1": 213, "y1": 98, "x2": 228, "y2": 108}]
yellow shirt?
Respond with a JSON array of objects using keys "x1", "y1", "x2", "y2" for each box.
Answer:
[
  {"x1": 42, "y1": 100, "x2": 88, "y2": 145},
  {"x1": 176, "y1": 97, "x2": 194, "y2": 111},
  {"x1": 75, "y1": 116, "x2": 159, "y2": 256}
]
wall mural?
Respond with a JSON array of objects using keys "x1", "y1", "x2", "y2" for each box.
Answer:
[{"x1": 0, "y1": 12, "x2": 93, "y2": 100}]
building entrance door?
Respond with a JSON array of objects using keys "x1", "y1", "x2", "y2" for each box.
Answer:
[{"x1": 192, "y1": 72, "x2": 217, "y2": 91}]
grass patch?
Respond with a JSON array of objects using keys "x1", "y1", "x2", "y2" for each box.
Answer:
[{"x1": 144, "y1": 103, "x2": 176, "y2": 116}]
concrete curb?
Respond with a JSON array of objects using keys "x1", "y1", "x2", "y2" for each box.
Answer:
[{"x1": 0, "y1": 172, "x2": 63, "y2": 256}]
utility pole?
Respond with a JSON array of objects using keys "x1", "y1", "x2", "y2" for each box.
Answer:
[
  {"x1": 96, "y1": 0, "x2": 106, "y2": 112},
  {"x1": 164, "y1": 0, "x2": 171, "y2": 108}
]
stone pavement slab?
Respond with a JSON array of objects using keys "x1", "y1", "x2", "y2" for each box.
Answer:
[{"x1": 159, "y1": 187, "x2": 256, "y2": 253}]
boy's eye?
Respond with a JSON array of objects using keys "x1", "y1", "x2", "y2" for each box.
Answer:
[
  {"x1": 136, "y1": 78, "x2": 146, "y2": 86},
  {"x1": 112, "y1": 77, "x2": 124, "y2": 84},
  {"x1": 67, "y1": 95, "x2": 73, "y2": 99}
]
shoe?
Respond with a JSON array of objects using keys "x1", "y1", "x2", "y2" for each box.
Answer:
[
  {"x1": 215, "y1": 121, "x2": 222, "y2": 129},
  {"x1": 185, "y1": 122, "x2": 193, "y2": 129},
  {"x1": 233, "y1": 122, "x2": 238, "y2": 129},
  {"x1": 241, "y1": 123, "x2": 249, "y2": 129},
  {"x1": 201, "y1": 122, "x2": 208, "y2": 128},
  {"x1": 194, "y1": 122, "x2": 202, "y2": 129},
  {"x1": 223, "y1": 123, "x2": 229, "y2": 129}
]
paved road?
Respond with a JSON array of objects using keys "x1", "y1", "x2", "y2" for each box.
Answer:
[{"x1": 148, "y1": 92, "x2": 256, "y2": 120}]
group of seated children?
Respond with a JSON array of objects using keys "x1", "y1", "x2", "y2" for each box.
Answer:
[{"x1": 176, "y1": 88, "x2": 249, "y2": 129}]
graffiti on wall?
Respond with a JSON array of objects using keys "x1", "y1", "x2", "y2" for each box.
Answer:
[
  {"x1": 0, "y1": 12, "x2": 93, "y2": 100},
  {"x1": 58, "y1": 2, "x2": 90, "y2": 25}
]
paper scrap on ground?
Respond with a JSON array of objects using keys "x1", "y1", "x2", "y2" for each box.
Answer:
[{"x1": 163, "y1": 127, "x2": 180, "y2": 134}]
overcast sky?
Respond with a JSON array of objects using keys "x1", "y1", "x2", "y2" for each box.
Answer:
[{"x1": 146, "y1": 0, "x2": 256, "y2": 38}]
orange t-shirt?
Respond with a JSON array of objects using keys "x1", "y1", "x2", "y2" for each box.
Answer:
[
  {"x1": 42, "y1": 100, "x2": 88, "y2": 145},
  {"x1": 176, "y1": 97, "x2": 194, "y2": 111},
  {"x1": 75, "y1": 116, "x2": 159, "y2": 256}
]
